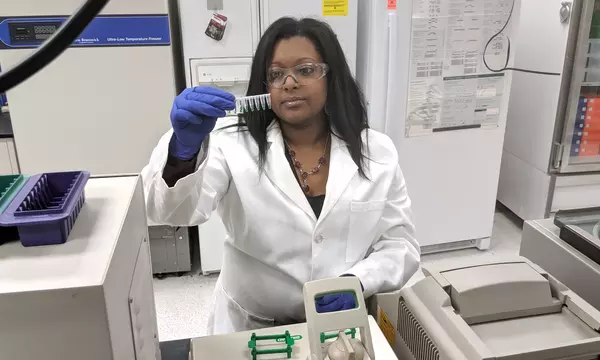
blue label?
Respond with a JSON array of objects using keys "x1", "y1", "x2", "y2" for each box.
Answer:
[{"x1": 0, "y1": 15, "x2": 170, "y2": 49}]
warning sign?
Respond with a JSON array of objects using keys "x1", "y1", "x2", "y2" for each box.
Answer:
[
  {"x1": 387, "y1": 0, "x2": 397, "y2": 10},
  {"x1": 378, "y1": 306, "x2": 396, "y2": 345},
  {"x1": 323, "y1": 0, "x2": 348, "y2": 16}
]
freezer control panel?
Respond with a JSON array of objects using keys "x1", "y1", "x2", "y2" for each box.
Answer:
[{"x1": 8, "y1": 21, "x2": 61, "y2": 45}]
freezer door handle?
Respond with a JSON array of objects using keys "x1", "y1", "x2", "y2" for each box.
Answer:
[
  {"x1": 384, "y1": 12, "x2": 398, "y2": 134},
  {"x1": 552, "y1": 142, "x2": 564, "y2": 170}
]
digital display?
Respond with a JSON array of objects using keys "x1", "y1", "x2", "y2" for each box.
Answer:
[
  {"x1": 34, "y1": 25, "x2": 58, "y2": 34},
  {"x1": 9, "y1": 21, "x2": 62, "y2": 45}
]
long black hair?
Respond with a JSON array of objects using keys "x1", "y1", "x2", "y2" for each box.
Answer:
[{"x1": 238, "y1": 17, "x2": 369, "y2": 177}]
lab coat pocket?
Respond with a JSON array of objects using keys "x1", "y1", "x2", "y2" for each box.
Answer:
[{"x1": 346, "y1": 200, "x2": 386, "y2": 263}]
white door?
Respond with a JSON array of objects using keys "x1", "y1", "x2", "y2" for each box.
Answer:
[{"x1": 259, "y1": 0, "x2": 358, "y2": 75}]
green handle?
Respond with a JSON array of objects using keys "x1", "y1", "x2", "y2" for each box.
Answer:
[{"x1": 320, "y1": 328, "x2": 356, "y2": 343}]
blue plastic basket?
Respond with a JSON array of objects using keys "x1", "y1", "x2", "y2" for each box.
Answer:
[{"x1": 0, "y1": 171, "x2": 90, "y2": 247}]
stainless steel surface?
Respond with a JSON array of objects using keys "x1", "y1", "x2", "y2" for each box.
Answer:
[
  {"x1": 149, "y1": 226, "x2": 192, "y2": 275},
  {"x1": 0, "y1": 113, "x2": 13, "y2": 138},
  {"x1": 551, "y1": 0, "x2": 584, "y2": 172},
  {"x1": 558, "y1": 0, "x2": 597, "y2": 173},
  {"x1": 561, "y1": 1, "x2": 573, "y2": 23},
  {"x1": 520, "y1": 219, "x2": 600, "y2": 310}
]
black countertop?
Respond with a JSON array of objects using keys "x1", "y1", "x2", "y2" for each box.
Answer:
[
  {"x1": 0, "y1": 112, "x2": 13, "y2": 138},
  {"x1": 160, "y1": 339, "x2": 191, "y2": 360}
]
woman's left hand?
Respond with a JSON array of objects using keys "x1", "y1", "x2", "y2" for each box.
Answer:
[
  {"x1": 315, "y1": 275, "x2": 363, "y2": 313},
  {"x1": 315, "y1": 293, "x2": 357, "y2": 313}
]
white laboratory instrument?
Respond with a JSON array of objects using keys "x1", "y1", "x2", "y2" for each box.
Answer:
[
  {"x1": 189, "y1": 277, "x2": 397, "y2": 360},
  {"x1": 189, "y1": 316, "x2": 396, "y2": 360},
  {"x1": 521, "y1": 217, "x2": 600, "y2": 311},
  {"x1": 0, "y1": 0, "x2": 177, "y2": 175},
  {"x1": 395, "y1": 257, "x2": 600, "y2": 360},
  {"x1": 356, "y1": 1, "x2": 517, "y2": 252},
  {"x1": 498, "y1": 0, "x2": 600, "y2": 220},
  {"x1": 0, "y1": 176, "x2": 161, "y2": 360},
  {"x1": 176, "y1": 0, "x2": 359, "y2": 274}
]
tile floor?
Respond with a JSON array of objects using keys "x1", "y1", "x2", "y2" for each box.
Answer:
[{"x1": 153, "y1": 204, "x2": 524, "y2": 341}]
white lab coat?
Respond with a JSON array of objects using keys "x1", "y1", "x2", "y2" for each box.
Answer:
[{"x1": 141, "y1": 119, "x2": 420, "y2": 335}]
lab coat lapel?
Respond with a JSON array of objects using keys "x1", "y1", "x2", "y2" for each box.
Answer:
[
  {"x1": 319, "y1": 135, "x2": 358, "y2": 223},
  {"x1": 264, "y1": 122, "x2": 317, "y2": 222}
]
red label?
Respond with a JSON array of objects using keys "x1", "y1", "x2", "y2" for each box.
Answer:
[{"x1": 387, "y1": 0, "x2": 397, "y2": 10}]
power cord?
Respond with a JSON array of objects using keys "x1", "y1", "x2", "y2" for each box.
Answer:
[{"x1": 482, "y1": 0, "x2": 562, "y2": 76}]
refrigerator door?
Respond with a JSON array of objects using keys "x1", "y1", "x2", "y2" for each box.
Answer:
[
  {"x1": 497, "y1": 0, "x2": 576, "y2": 220},
  {"x1": 383, "y1": 0, "x2": 518, "y2": 250},
  {"x1": 259, "y1": 0, "x2": 358, "y2": 75},
  {"x1": 556, "y1": 0, "x2": 600, "y2": 173},
  {"x1": 188, "y1": 58, "x2": 251, "y2": 275}
]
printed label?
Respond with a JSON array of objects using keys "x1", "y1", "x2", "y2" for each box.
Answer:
[
  {"x1": 205, "y1": 13, "x2": 228, "y2": 41},
  {"x1": 378, "y1": 306, "x2": 396, "y2": 345},
  {"x1": 388, "y1": 0, "x2": 397, "y2": 10},
  {"x1": 0, "y1": 15, "x2": 170, "y2": 49}
]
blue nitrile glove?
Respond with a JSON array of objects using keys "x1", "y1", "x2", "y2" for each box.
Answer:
[
  {"x1": 315, "y1": 275, "x2": 364, "y2": 314},
  {"x1": 169, "y1": 86, "x2": 236, "y2": 160},
  {"x1": 316, "y1": 293, "x2": 357, "y2": 313}
]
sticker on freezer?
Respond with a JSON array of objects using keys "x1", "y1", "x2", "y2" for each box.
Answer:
[{"x1": 323, "y1": 0, "x2": 348, "y2": 16}]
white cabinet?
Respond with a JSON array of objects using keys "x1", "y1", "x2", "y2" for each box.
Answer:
[
  {"x1": 198, "y1": 215, "x2": 226, "y2": 275},
  {"x1": 0, "y1": 139, "x2": 19, "y2": 175}
]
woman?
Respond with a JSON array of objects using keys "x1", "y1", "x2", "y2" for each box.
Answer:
[{"x1": 142, "y1": 17, "x2": 419, "y2": 335}]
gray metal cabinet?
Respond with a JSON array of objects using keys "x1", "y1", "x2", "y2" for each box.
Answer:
[{"x1": 149, "y1": 226, "x2": 192, "y2": 275}]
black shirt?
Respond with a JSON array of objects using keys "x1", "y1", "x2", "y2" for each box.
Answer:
[{"x1": 283, "y1": 147, "x2": 326, "y2": 218}]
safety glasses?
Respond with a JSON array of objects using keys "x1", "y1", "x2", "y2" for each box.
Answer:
[{"x1": 266, "y1": 63, "x2": 329, "y2": 89}]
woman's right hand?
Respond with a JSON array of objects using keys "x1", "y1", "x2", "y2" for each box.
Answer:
[{"x1": 169, "y1": 86, "x2": 236, "y2": 160}]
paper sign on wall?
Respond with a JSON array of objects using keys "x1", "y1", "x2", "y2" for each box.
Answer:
[
  {"x1": 323, "y1": 0, "x2": 348, "y2": 16},
  {"x1": 404, "y1": 0, "x2": 513, "y2": 137},
  {"x1": 388, "y1": 0, "x2": 397, "y2": 10}
]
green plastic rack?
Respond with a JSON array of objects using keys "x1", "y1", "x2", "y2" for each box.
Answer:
[{"x1": 0, "y1": 175, "x2": 28, "y2": 214}]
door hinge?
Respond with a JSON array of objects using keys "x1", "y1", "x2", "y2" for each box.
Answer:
[{"x1": 552, "y1": 142, "x2": 564, "y2": 169}]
